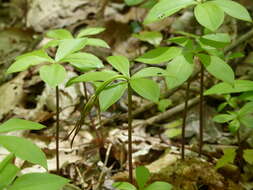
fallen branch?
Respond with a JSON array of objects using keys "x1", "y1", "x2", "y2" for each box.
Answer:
[
  {"x1": 225, "y1": 27, "x2": 253, "y2": 53},
  {"x1": 139, "y1": 96, "x2": 200, "y2": 127}
]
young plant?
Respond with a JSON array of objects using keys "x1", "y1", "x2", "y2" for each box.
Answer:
[
  {"x1": 67, "y1": 55, "x2": 170, "y2": 183},
  {"x1": 6, "y1": 27, "x2": 107, "y2": 173},
  {"x1": 213, "y1": 101, "x2": 253, "y2": 138},
  {"x1": 0, "y1": 118, "x2": 69, "y2": 190},
  {"x1": 215, "y1": 147, "x2": 253, "y2": 170},
  {"x1": 135, "y1": 0, "x2": 252, "y2": 158},
  {"x1": 113, "y1": 166, "x2": 172, "y2": 190}
]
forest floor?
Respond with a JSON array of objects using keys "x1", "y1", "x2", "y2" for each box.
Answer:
[{"x1": 0, "y1": 0, "x2": 253, "y2": 189}]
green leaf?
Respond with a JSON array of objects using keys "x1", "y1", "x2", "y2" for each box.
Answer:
[
  {"x1": 144, "y1": 0, "x2": 197, "y2": 24},
  {"x1": 0, "y1": 153, "x2": 14, "y2": 171},
  {"x1": 15, "y1": 50, "x2": 53, "y2": 61},
  {"x1": 46, "y1": 29, "x2": 73, "y2": 40},
  {"x1": 200, "y1": 33, "x2": 231, "y2": 48},
  {"x1": 213, "y1": 114, "x2": 234, "y2": 123},
  {"x1": 194, "y1": 2, "x2": 224, "y2": 31},
  {"x1": 217, "y1": 102, "x2": 228, "y2": 112},
  {"x1": 0, "y1": 136, "x2": 47, "y2": 169},
  {"x1": 198, "y1": 54, "x2": 234, "y2": 84},
  {"x1": 39, "y1": 64, "x2": 67, "y2": 88},
  {"x1": 132, "y1": 67, "x2": 167, "y2": 79},
  {"x1": 66, "y1": 70, "x2": 118, "y2": 86},
  {"x1": 86, "y1": 38, "x2": 110, "y2": 48},
  {"x1": 165, "y1": 55, "x2": 194, "y2": 89},
  {"x1": 166, "y1": 128, "x2": 181, "y2": 138},
  {"x1": 135, "y1": 47, "x2": 181, "y2": 64},
  {"x1": 113, "y1": 182, "x2": 137, "y2": 190},
  {"x1": 164, "y1": 119, "x2": 182, "y2": 129},
  {"x1": 0, "y1": 163, "x2": 19, "y2": 188},
  {"x1": 55, "y1": 38, "x2": 87, "y2": 62},
  {"x1": 227, "y1": 97, "x2": 238, "y2": 109},
  {"x1": 239, "y1": 91, "x2": 253, "y2": 101},
  {"x1": 99, "y1": 82, "x2": 127, "y2": 111},
  {"x1": 145, "y1": 181, "x2": 172, "y2": 190},
  {"x1": 61, "y1": 52, "x2": 104, "y2": 71},
  {"x1": 77, "y1": 27, "x2": 105, "y2": 38},
  {"x1": 240, "y1": 115, "x2": 253, "y2": 128},
  {"x1": 238, "y1": 102, "x2": 253, "y2": 116},
  {"x1": 0, "y1": 118, "x2": 46, "y2": 133},
  {"x1": 205, "y1": 80, "x2": 253, "y2": 95},
  {"x1": 243, "y1": 149, "x2": 253, "y2": 164},
  {"x1": 9, "y1": 173, "x2": 69, "y2": 190},
  {"x1": 107, "y1": 56, "x2": 130, "y2": 77},
  {"x1": 125, "y1": 0, "x2": 144, "y2": 6},
  {"x1": 226, "y1": 52, "x2": 244, "y2": 60},
  {"x1": 167, "y1": 36, "x2": 190, "y2": 47},
  {"x1": 133, "y1": 31, "x2": 162, "y2": 46},
  {"x1": 7, "y1": 50, "x2": 54, "y2": 74},
  {"x1": 212, "y1": 0, "x2": 252, "y2": 22},
  {"x1": 228, "y1": 119, "x2": 240, "y2": 132},
  {"x1": 136, "y1": 166, "x2": 150, "y2": 189},
  {"x1": 215, "y1": 148, "x2": 236, "y2": 169},
  {"x1": 140, "y1": 0, "x2": 157, "y2": 8},
  {"x1": 130, "y1": 78, "x2": 160, "y2": 102},
  {"x1": 43, "y1": 40, "x2": 60, "y2": 49},
  {"x1": 158, "y1": 99, "x2": 172, "y2": 112}
]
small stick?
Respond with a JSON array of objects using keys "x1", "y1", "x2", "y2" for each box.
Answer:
[
  {"x1": 95, "y1": 143, "x2": 113, "y2": 190},
  {"x1": 181, "y1": 80, "x2": 191, "y2": 160}
]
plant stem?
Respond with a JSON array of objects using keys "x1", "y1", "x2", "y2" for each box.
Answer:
[
  {"x1": 181, "y1": 81, "x2": 191, "y2": 160},
  {"x1": 127, "y1": 83, "x2": 133, "y2": 184},
  {"x1": 55, "y1": 86, "x2": 60, "y2": 174},
  {"x1": 237, "y1": 129, "x2": 243, "y2": 170},
  {"x1": 199, "y1": 62, "x2": 204, "y2": 157}
]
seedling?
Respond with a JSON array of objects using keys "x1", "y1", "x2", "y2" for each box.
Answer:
[
  {"x1": 0, "y1": 118, "x2": 69, "y2": 190},
  {"x1": 213, "y1": 101, "x2": 253, "y2": 136},
  {"x1": 6, "y1": 27, "x2": 108, "y2": 173},
  {"x1": 67, "y1": 54, "x2": 172, "y2": 182},
  {"x1": 135, "y1": 0, "x2": 252, "y2": 159},
  {"x1": 215, "y1": 147, "x2": 253, "y2": 170},
  {"x1": 113, "y1": 166, "x2": 172, "y2": 190}
]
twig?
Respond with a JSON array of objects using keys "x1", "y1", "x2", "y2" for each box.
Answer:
[
  {"x1": 99, "y1": 87, "x2": 179, "y2": 126},
  {"x1": 139, "y1": 96, "x2": 200, "y2": 127},
  {"x1": 97, "y1": 0, "x2": 109, "y2": 19},
  {"x1": 225, "y1": 28, "x2": 253, "y2": 53},
  {"x1": 95, "y1": 143, "x2": 113, "y2": 190},
  {"x1": 181, "y1": 80, "x2": 191, "y2": 160}
]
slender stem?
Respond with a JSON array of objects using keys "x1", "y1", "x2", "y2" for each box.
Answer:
[
  {"x1": 237, "y1": 129, "x2": 243, "y2": 170},
  {"x1": 181, "y1": 81, "x2": 191, "y2": 160},
  {"x1": 127, "y1": 83, "x2": 133, "y2": 184},
  {"x1": 55, "y1": 86, "x2": 60, "y2": 173},
  {"x1": 97, "y1": 100, "x2": 103, "y2": 131},
  {"x1": 199, "y1": 62, "x2": 204, "y2": 157}
]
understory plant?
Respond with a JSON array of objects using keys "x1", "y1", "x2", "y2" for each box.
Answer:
[
  {"x1": 67, "y1": 55, "x2": 169, "y2": 183},
  {"x1": 113, "y1": 166, "x2": 172, "y2": 190},
  {"x1": 68, "y1": 0, "x2": 253, "y2": 184},
  {"x1": 0, "y1": 118, "x2": 69, "y2": 189},
  {"x1": 6, "y1": 27, "x2": 108, "y2": 173},
  {"x1": 133, "y1": 0, "x2": 252, "y2": 159}
]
